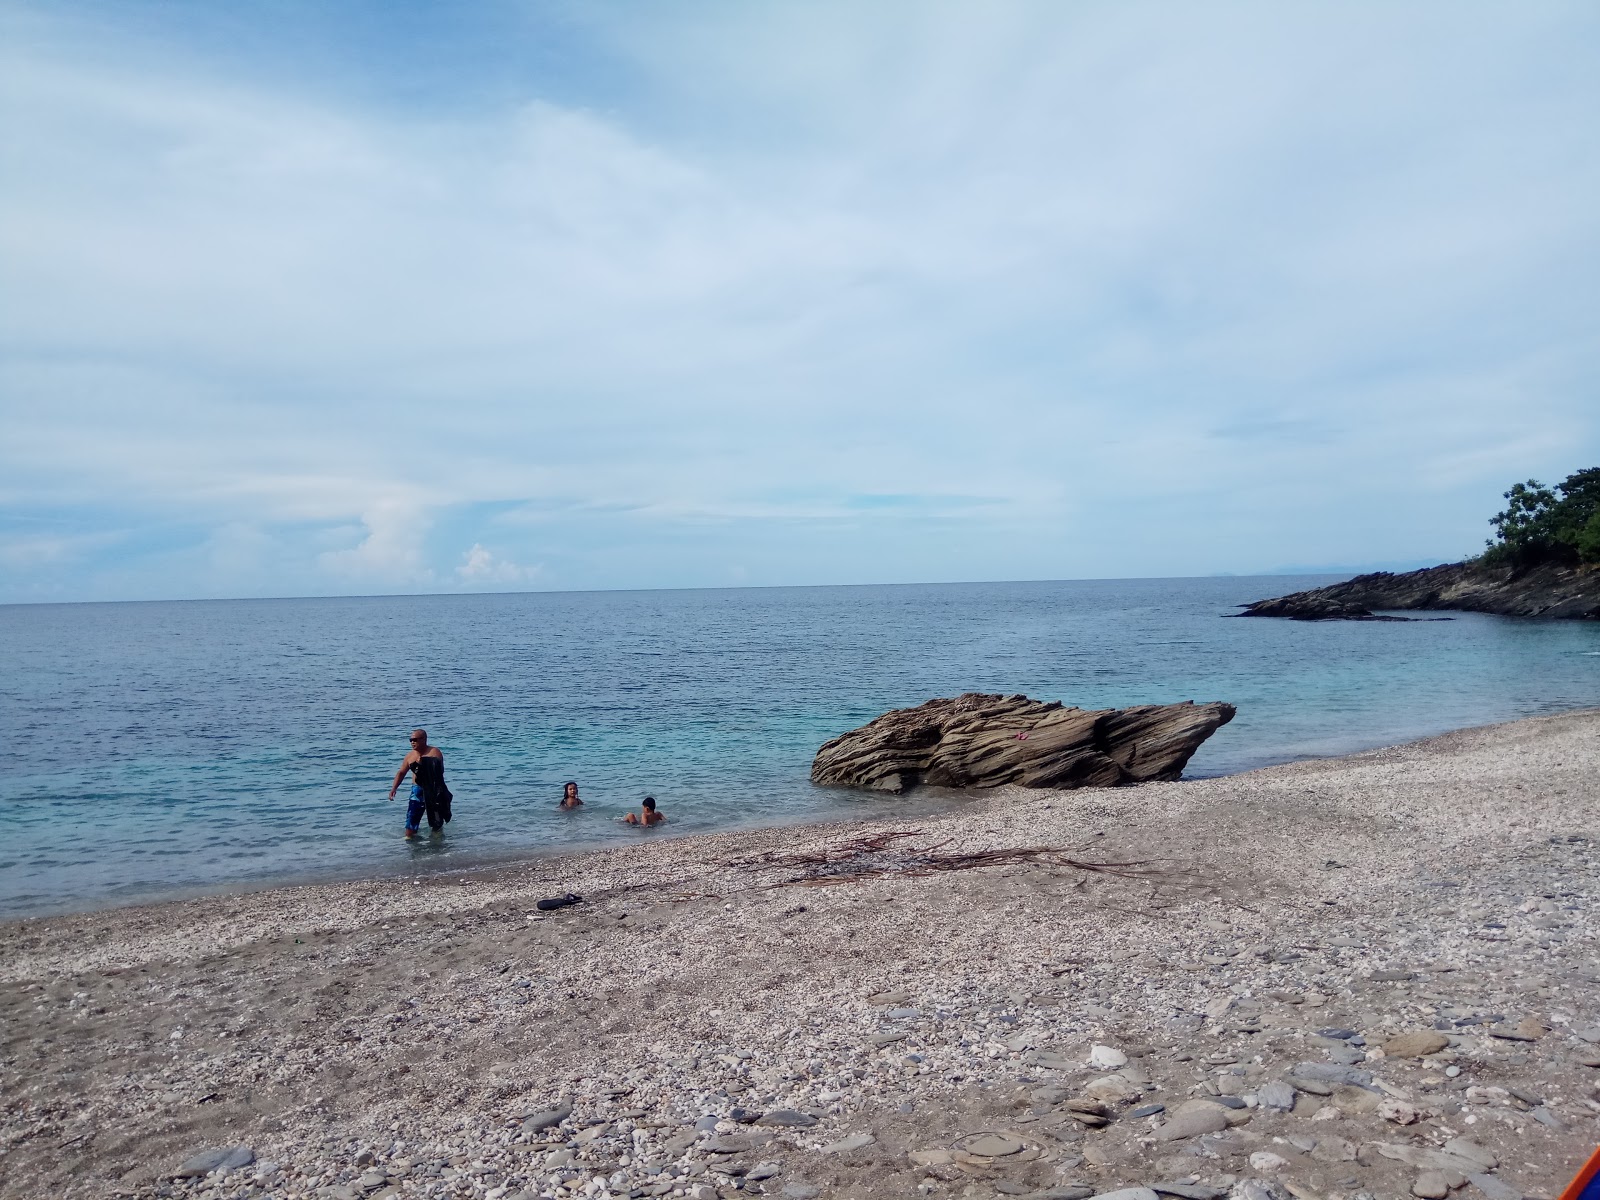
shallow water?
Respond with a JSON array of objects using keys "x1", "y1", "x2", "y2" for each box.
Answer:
[{"x1": 2, "y1": 576, "x2": 1596, "y2": 917}]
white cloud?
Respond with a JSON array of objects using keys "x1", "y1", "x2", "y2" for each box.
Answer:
[
  {"x1": 456, "y1": 543, "x2": 541, "y2": 586},
  {"x1": 0, "y1": 530, "x2": 122, "y2": 569},
  {"x1": 317, "y1": 500, "x2": 434, "y2": 585},
  {"x1": 1, "y1": 2, "x2": 1597, "y2": 599}
]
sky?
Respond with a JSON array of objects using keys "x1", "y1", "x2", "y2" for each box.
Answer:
[{"x1": 2, "y1": 1, "x2": 1597, "y2": 603}]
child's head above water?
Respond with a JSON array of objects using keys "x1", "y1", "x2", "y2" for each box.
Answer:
[{"x1": 642, "y1": 796, "x2": 656, "y2": 811}]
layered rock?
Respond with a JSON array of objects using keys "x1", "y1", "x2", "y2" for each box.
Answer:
[
  {"x1": 811, "y1": 692, "x2": 1235, "y2": 793},
  {"x1": 1236, "y1": 560, "x2": 1600, "y2": 621}
]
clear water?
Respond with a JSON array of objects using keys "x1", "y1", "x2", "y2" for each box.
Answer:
[{"x1": 2, "y1": 577, "x2": 1596, "y2": 918}]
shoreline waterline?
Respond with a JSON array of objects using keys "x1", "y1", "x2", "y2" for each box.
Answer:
[{"x1": 4, "y1": 706, "x2": 1594, "y2": 932}]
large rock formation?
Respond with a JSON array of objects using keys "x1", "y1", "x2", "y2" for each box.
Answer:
[
  {"x1": 1236, "y1": 560, "x2": 1600, "y2": 621},
  {"x1": 811, "y1": 693, "x2": 1235, "y2": 793}
]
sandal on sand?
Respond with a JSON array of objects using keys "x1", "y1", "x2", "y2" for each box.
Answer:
[{"x1": 535, "y1": 893, "x2": 582, "y2": 911}]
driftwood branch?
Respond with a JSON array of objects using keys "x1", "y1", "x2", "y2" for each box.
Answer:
[{"x1": 724, "y1": 829, "x2": 1170, "y2": 889}]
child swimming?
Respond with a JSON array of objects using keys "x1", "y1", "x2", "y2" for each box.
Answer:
[{"x1": 623, "y1": 796, "x2": 665, "y2": 827}]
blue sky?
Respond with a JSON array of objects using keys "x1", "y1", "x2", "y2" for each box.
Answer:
[{"x1": 2, "y1": 1, "x2": 1597, "y2": 602}]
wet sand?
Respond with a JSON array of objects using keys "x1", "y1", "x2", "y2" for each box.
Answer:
[{"x1": 2, "y1": 710, "x2": 1597, "y2": 1200}]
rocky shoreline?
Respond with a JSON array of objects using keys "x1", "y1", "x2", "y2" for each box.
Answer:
[
  {"x1": 2, "y1": 712, "x2": 1597, "y2": 1200},
  {"x1": 1235, "y1": 561, "x2": 1600, "y2": 621}
]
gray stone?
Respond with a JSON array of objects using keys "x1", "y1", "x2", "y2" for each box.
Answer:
[
  {"x1": 969, "y1": 1132, "x2": 1029, "y2": 1157},
  {"x1": 870, "y1": 1032, "x2": 907, "y2": 1047},
  {"x1": 1286, "y1": 1076, "x2": 1333, "y2": 1096},
  {"x1": 704, "y1": 1134, "x2": 768, "y2": 1154},
  {"x1": 1292, "y1": 1062, "x2": 1373, "y2": 1087},
  {"x1": 756, "y1": 1109, "x2": 817, "y2": 1128},
  {"x1": 1413, "y1": 1172, "x2": 1451, "y2": 1199},
  {"x1": 1531, "y1": 1106, "x2": 1564, "y2": 1129},
  {"x1": 1152, "y1": 1106, "x2": 1229, "y2": 1141},
  {"x1": 1466, "y1": 1174, "x2": 1520, "y2": 1200},
  {"x1": 1152, "y1": 1186, "x2": 1228, "y2": 1200},
  {"x1": 820, "y1": 1133, "x2": 875, "y2": 1154},
  {"x1": 1086, "y1": 1191, "x2": 1159, "y2": 1200},
  {"x1": 522, "y1": 1103, "x2": 573, "y2": 1133},
  {"x1": 1333, "y1": 1084, "x2": 1381, "y2": 1114},
  {"x1": 1311, "y1": 1136, "x2": 1357, "y2": 1163},
  {"x1": 1488, "y1": 1017, "x2": 1547, "y2": 1042},
  {"x1": 694, "y1": 1114, "x2": 720, "y2": 1131},
  {"x1": 1038, "y1": 1190, "x2": 1095, "y2": 1200},
  {"x1": 747, "y1": 1162, "x2": 782, "y2": 1181},
  {"x1": 1257, "y1": 1082, "x2": 1296, "y2": 1111},
  {"x1": 1318, "y1": 1027, "x2": 1357, "y2": 1039},
  {"x1": 1443, "y1": 1140, "x2": 1497, "y2": 1171},
  {"x1": 1130, "y1": 1103, "x2": 1166, "y2": 1117},
  {"x1": 885, "y1": 1008, "x2": 923, "y2": 1020},
  {"x1": 174, "y1": 1146, "x2": 255, "y2": 1178},
  {"x1": 781, "y1": 1184, "x2": 821, "y2": 1199}
]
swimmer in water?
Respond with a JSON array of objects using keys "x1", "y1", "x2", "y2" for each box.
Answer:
[
  {"x1": 623, "y1": 796, "x2": 665, "y2": 827},
  {"x1": 559, "y1": 781, "x2": 583, "y2": 809}
]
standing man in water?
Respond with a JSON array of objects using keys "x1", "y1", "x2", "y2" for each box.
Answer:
[{"x1": 387, "y1": 728, "x2": 452, "y2": 839}]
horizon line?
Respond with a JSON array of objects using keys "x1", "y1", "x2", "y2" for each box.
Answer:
[{"x1": 0, "y1": 565, "x2": 1431, "y2": 609}]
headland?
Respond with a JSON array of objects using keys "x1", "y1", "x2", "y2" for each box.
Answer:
[{"x1": 1236, "y1": 561, "x2": 1600, "y2": 621}]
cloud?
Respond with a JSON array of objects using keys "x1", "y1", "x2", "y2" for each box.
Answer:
[
  {"x1": 455, "y1": 543, "x2": 540, "y2": 586},
  {"x1": 317, "y1": 500, "x2": 434, "y2": 585},
  {"x1": 1, "y1": 1, "x2": 1597, "y2": 600},
  {"x1": 0, "y1": 530, "x2": 122, "y2": 569}
]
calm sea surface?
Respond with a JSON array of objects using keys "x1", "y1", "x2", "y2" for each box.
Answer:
[{"x1": 3, "y1": 577, "x2": 1597, "y2": 917}]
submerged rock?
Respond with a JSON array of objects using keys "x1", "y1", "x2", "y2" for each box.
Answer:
[{"x1": 811, "y1": 693, "x2": 1234, "y2": 793}]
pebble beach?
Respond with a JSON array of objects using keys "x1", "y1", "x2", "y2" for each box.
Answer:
[{"x1": 2, "y1": 710, "x2": 1597, "y2": 1200}]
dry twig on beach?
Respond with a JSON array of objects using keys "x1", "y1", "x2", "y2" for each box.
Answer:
[{"x1": 726, "y1": 830, "x2": 1170, "y2": 889}]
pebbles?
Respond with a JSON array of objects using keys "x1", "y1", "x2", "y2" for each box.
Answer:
[{"x1": 3, "y1": 709, "x2": 1597, "y2": 1200}]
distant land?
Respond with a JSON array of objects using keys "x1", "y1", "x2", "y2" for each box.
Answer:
[
  {"x1": 1237, "y1": 559, "x2": 1600, "y2": 620},
  {"x1": 1239, "y1": 467, "x2": 1600, "y2": 621}
]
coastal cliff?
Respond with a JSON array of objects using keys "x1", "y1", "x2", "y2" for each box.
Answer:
[
  {"x1": 811, "y1": 692, "x2": 1235, "y2": 792},
  {"x1": 1237, "y1": 559, "x2": 1600, "y2": 621}
]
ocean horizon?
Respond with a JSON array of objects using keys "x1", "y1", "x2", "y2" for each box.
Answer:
[{"x1": 4, "y1": 574, "x2": 1597, "y2": 919}]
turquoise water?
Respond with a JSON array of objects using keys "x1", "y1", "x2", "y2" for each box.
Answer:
[{"x1": 2, "y1": 577, "x2": 1596, "y2": 917}]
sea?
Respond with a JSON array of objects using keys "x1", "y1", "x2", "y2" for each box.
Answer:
[{"x1": 3, "y1": 576, "x2": 1597, "y2": 919}]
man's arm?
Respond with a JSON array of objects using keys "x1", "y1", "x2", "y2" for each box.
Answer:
[{"x1": 387, "y1": 752, "x2": 419, "y2": 799}]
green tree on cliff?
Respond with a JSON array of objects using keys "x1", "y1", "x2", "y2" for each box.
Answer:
[{"x1": 1484, "y1": 467, "x2": 1600, "y2": 566}]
